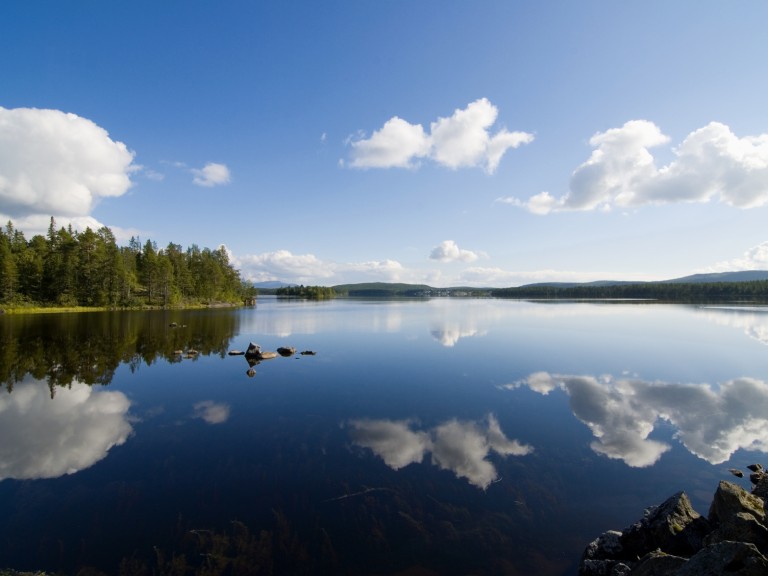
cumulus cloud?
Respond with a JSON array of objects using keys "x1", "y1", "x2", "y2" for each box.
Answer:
[
  {"x1": 509, "y1": 371, "x2": 768, "y2": 467},
  {"x1": 348, "y1": 419, "x2": 430, "y2": 470},
  {"x1": 504, "y1": 120, "x2": 768, "y2": 214},
  {"x1": 429, "y1": 240, "x2": 481, "y2": 263},
  {"x1": 347, "y1": 98, "x2": 533, "y2": 174},
  {"x1": 0, "y1": 379, "x2": 133, "y2": 480},
  {"x1": 233, "y1": 249, "x2": 407, "y2": 285},
  {"x1": 192, "y1": 162, "x2": 231, "y2": 187},
  {"x1": 349, "y1": 414, "x2": 532, "y2": 489},
  {"x1": 707, "y1": 241, "x2": 768, "y2": 273},
  {"x1": 193, "y1": 400, "x2": 231, "y2": 424},
  {"x1": 0, "y1": 106, "x2": 135, "y2": 223}
]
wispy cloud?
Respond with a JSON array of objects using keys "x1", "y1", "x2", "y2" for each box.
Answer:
[
  {"x1": 193, "y1": 400, "x2": 231, "y2": 425},
  {"x1": 192, "y1": 162, "x2": 231, "y2": 187},
  {"x1": 232, "y1": 248, "x2": 407, "y2": 285},
  {"x1": 346, "y1": 98, "x2": 533, "y2": 174},
  {"x1": 502, "y1": 120, "x2": 768, "y2": 214}
]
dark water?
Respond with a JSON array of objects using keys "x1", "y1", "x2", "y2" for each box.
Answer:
[{"x1": 1, "y1": 298, "x2": 767, "y2": 575}]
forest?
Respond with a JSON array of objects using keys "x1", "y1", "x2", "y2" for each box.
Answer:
[
  {"x1": 491, "y1": 280, "x2": 768, "y2": 302},
  {"x1": 0, "y1": 218, "x2": 255, "y2": 308},
  {"x1": 275, "y1": 284, "x2": 335, "y2": 299}
]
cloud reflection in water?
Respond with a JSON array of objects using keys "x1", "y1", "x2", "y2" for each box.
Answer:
[
  {"x1": 348, "y1": 414, "x2": 532, "y2": 489},
  {"x1": 509, "y1": 372, "x2": 768, "y2": 467},
  {"x1": 193, "y1": 400, "x2": 231, "y2": 424},
  {"x1": 0, "y1": 380, "x2": 133, "y2": 480}
]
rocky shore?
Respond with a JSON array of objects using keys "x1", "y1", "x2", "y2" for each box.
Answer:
[{"x1": 580, "y1": 465, "x2": 768, "y2": 575}]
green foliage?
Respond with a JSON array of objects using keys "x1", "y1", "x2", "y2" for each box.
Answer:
[
  {"x1": 276, "y1": 284, "x2": 335, "y2": 299},
  {"x1": 491, "y1": 280, "x2": 768, "y2": 302},
  {"x1": 0, "y1": 218, "x2": 252, "y2": 308},
  {"x1": 332, "y1": 282, "x2": 433, "y2": 297}
]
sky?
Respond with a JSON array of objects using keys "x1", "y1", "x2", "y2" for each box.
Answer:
[{"x1": 2, "y1": 1, "x2": 768, "y2": 287}]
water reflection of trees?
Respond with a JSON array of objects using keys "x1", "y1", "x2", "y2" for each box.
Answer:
[{"x1": 0, "y1": 310, "x2": 240, "y2": 393}]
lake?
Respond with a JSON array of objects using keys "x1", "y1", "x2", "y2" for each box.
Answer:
[{"x1": 1, "y1": 297, "x2": 767, "y2": 575}]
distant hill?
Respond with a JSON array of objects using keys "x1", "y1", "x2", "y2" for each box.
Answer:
[
  {"x1": 253, "y1": 281, "x2": 297, "y2": 289},
  {"x1": 333, "y1": 282, "x2": 433, "y2": 297},
  {"x1": 662, "y1": 270, "x2": 768, "y2": 284},
  {"x1": 257, "y1": 271, "x2": 768, "y2": 298},
  {"x1": 518, "y1": 270, "x2": 768, "y2": 289},
  {"x1": 495, "y1": 270, "x2": 768, "y2": 302}
]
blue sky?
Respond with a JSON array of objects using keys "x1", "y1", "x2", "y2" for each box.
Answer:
[{"x1": 2, "y1": 1, "x2": 768, "y2": 287}]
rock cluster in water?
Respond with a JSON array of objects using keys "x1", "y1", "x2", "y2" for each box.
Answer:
[{"x1": 580, "y1": 464, "x2": 768, "y2": 575}]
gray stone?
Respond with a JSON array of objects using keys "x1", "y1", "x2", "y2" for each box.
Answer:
[
  {"x1": 631, "y1": 549, "x2": 688, "y2": 576},
  {"x1": 704, "y1": 511, "x2": 768, "y2": 553},
  {"x1": 620, "y1": 491, "x2": 710, "y2": 558},
  {"x1": 708, "y1": 481, "x2": 766, "y2": 527},
  {"x1": 676, "y1": 541, "x2": 768, "y2": 576},
  {"x1": 752, "y1": 475, "x2": 768, "y2": 503}
]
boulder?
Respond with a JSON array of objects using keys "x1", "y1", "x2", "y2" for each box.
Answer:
[
  {"x1": 578, "y1": 466, "x2": 768, "y2": 575},
  {"x1": 677, "y1": 541, "x2": 768, "y2": 575},
  {"x1": 753, "y1": 475, "x2": 768, "y2": 502},
  {"x1": 708, "y1": 481, "x2": 766, "y2": 527},
  {"x1": 620, "y1": 492, "x2": 710, "y2": 558},
  {"x1": 631, "y1": 550, "x2": 687, "y2": 576},
  {"x1": 277, "y1": 346, "x2": 296, "y2": 357}
]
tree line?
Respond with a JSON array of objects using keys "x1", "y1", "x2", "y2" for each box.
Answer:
[
  {"x1": 0, "y1": 218, "x2": 256, "y2": 307},
  {"x1": 491, "y1": 280, "x2": 768, "y2": 302},
  {"x1": 275, "y1": 284, "x2": 335, "y2": 299}
]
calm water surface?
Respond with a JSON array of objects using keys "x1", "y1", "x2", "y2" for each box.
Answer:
[{"x1": 1, "y1": 298, "x2": 767, "y2": 575}]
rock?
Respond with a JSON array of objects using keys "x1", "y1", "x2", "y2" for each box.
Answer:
[
  {"x1": 708, "y1": 481, "x2": 766, "y2": 527},
  {"x1": 753, "y1": 475, "x2": 768, "y2": 502},
  {"x1": 300, "y1": 350, "x2": 316, "y2": 355},
  {"x1": 730, "y1": 468, "x2": 745, "y2": 478},
  {"x1": 228, "y1": 350, "x2": 245, "y2": 356},
  {"x1": 244, "y1": 343, "x2": 276, "y2": 360},
  {"x1": 631, "y1": 549, "x2": 688, "y2": 576},
  {"x1": 579, "y1": 474, "x2": 768, "y2": 575},
  {"x1": 750, "y1": 472, "x2": 766, "y2": 485},
  {"x1": 747, "y1": 464, "x2": 764, "y2": 473},
  {"x1": 246, "y1": 368, "x2": 256, "y2": 377},
  {"x1": 582, "y1": 530, "x2": 624, "y2": 562},
  {"x1": 277, "y1": 346, "x2": 296, "y2": 357},
  {"x1": 620, "y1": 491, "x2": 710, "y2": 558},
  {"x1": 704, "y1": 511, "x2": 768, "y2": 551},
  {"x1": 677, "y1": 541, "x2": 768, "y2": 575}
]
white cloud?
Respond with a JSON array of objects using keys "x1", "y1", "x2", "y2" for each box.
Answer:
[
  {"x1": 192, "y1": 162, "x2": 231, "y2": 187},
  {"x1": 349, "y1": 117, "x2": 430, "y2": 169},
  {"x1": 429, "y1": 240, "x2": 481, "y2": 263},
  {"x1": 235, "y1": 250, "x2": 334, "y2": 283},
  {"x1": 349, "y1": 414, "x2": 532, "y2": 489},
  {"x1": 347, "y1": 98, "x2": 533, "y2": 174},
  {"x1": 507, "y1": 120, "x2": 768, "y2": 214},
  {"x1": 348, "y1": 419, "x2": 430, "y2": 470},
  {"x1": 707, "y1": 241, "x2": 768, "y2": 273},
  {"x1": 0, "y1": 107, "x2": 135, "y2": 222},
  {"x1": 193, "y1": 400, "x2": 231, "y2": 424},
  {"x1": 234, "y1": 249, "x2": 408, "y2": 285},
  {"x1": 0, "y1": 379, "x2": 133, "y2": 480},
  {"x1": 512, "y1": 371, "x2": 768, "y2": 467}
]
